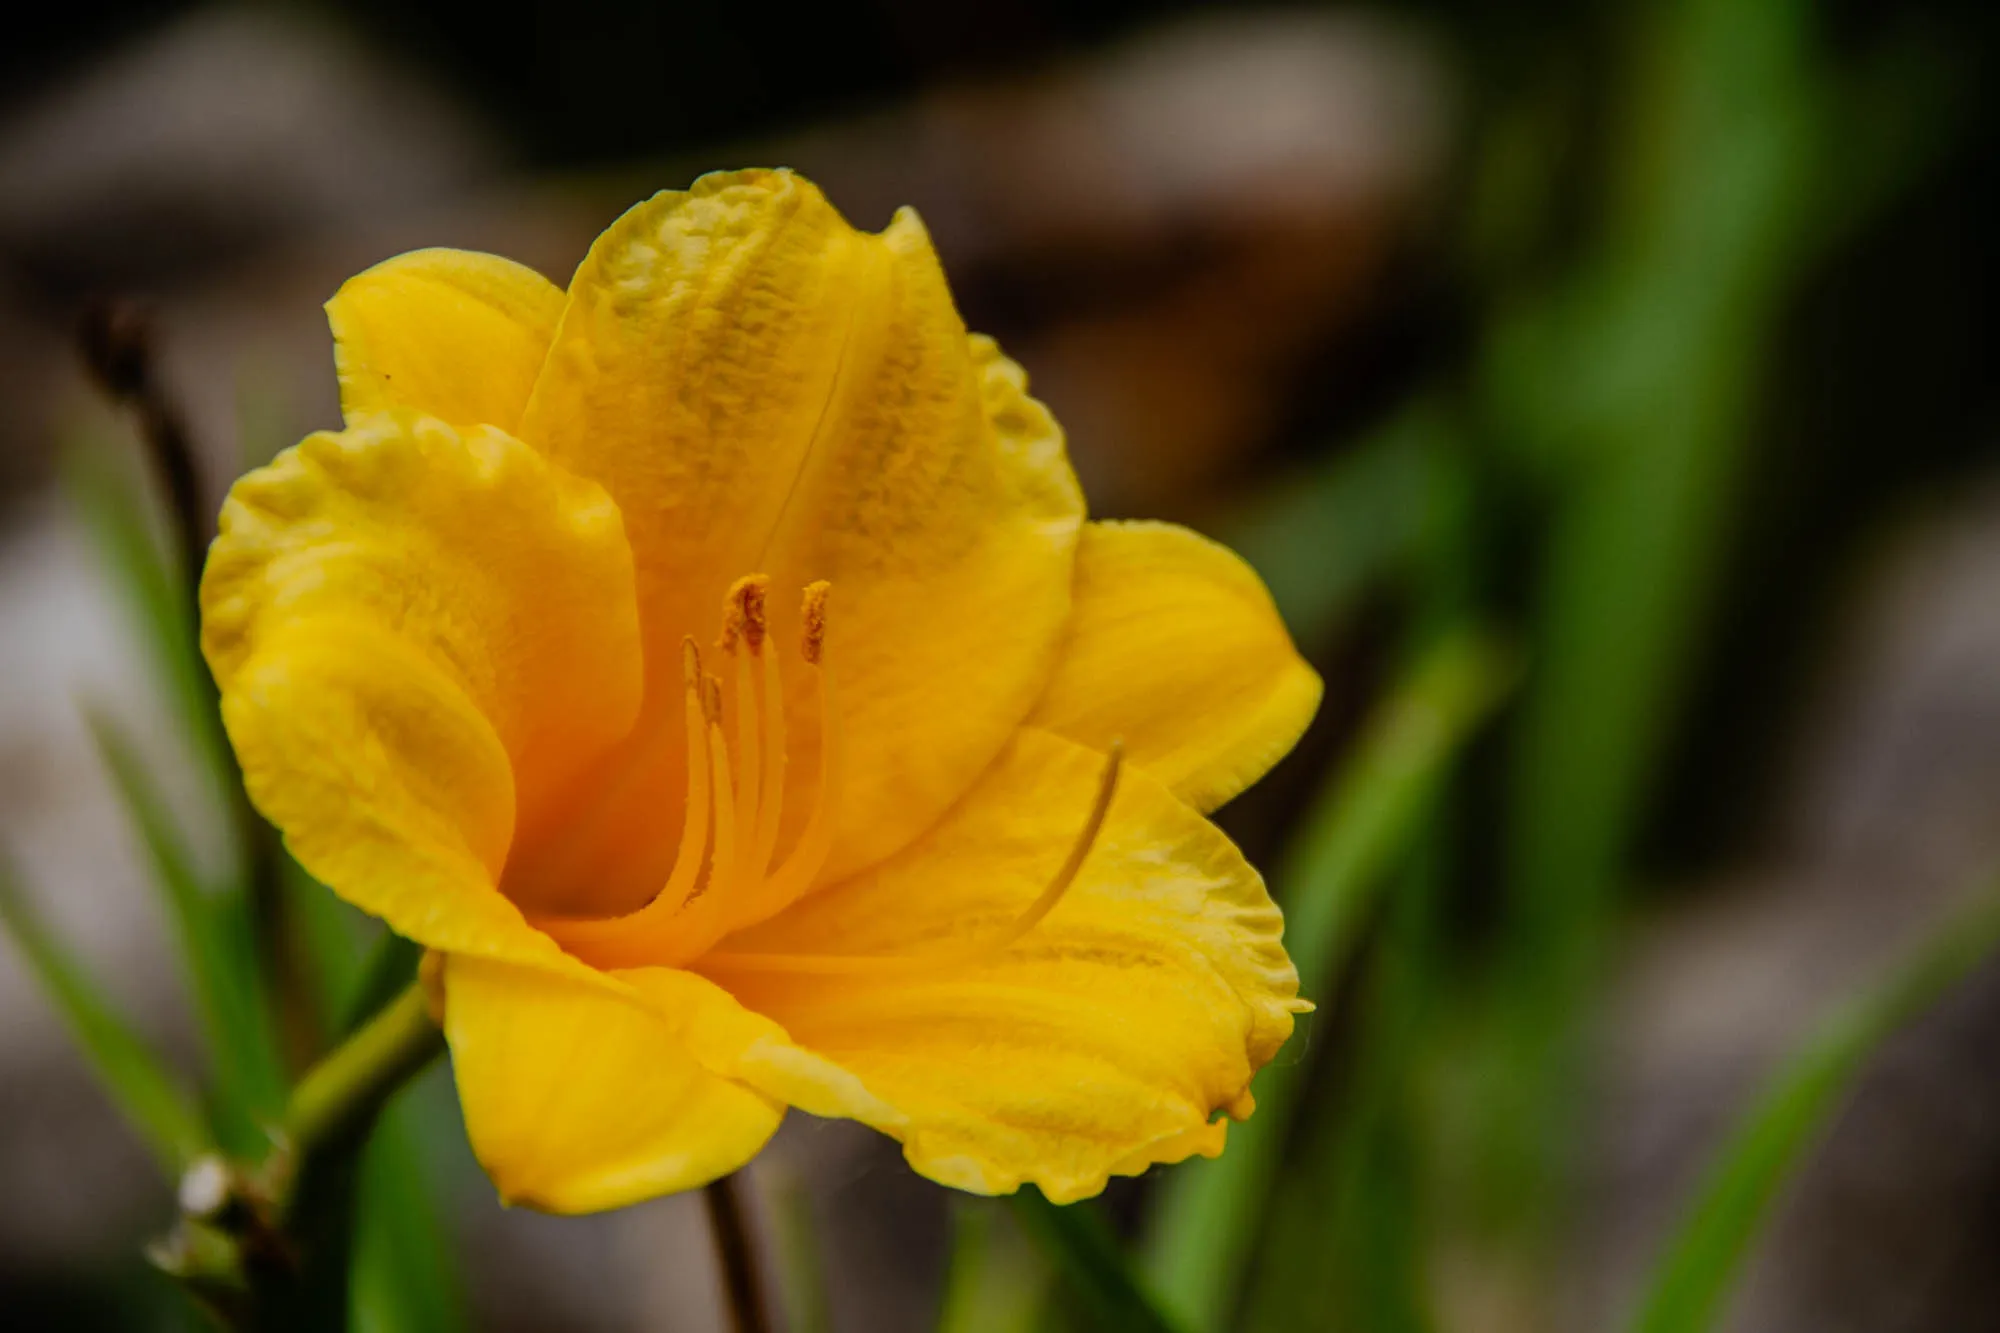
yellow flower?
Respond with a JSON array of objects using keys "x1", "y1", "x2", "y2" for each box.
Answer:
[{"x1": 201, "y1": 169, "x2": 1320, "y2": 1212}]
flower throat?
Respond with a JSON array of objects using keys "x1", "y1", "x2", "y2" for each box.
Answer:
[{"x1": 539, "y1": 576, "x2": 1121, "y2": 975}]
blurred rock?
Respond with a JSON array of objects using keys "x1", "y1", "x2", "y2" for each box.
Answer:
[
  {"x1": 1583, "y1": 474, "x2": 2000, "y2": 1333},
  {"x1": 0, "y1": 7, "x2": 494, "y2": 294},
  {"x1": 0, "y1": 6, "x2": 504, "y2": 508}
]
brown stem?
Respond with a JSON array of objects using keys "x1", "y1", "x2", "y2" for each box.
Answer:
[
  {"x1": 75, "y1": 297, "x2": 315, "y2": 1072},
  {"x1": 704, "y1": 1174, "x2": 773, "y2": 1333},
  {"x1": 76, "y1": 299, "x2": 210, "y2": 590}
]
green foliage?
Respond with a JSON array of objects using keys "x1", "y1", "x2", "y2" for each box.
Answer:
[
  {"x1": 1225, "y1": 403, "x2": 1454, "y2": 653},
  {"x1": 350, "y1": 1100, "x2": 466, "y2": 1333},
  {"x1": 58, "y1": 431, "x2": 234, "y2": 806},
  {"x1": 23, "y1": 404, "x2": 464, "y2": 1332},
  {"x1": 1010, "y1": 1189, "x2": 1181, "y2": 1333},
  {"x1": 937, "y1": 1202, "x2": 1049, "y2": 1333},
  {"x1": 0, "y1": 851, "x2": 210, "y2": 1173},
  {"x1": 1144, "y1": 629, "x2": 1515, "y2": 1331},
  {"x1": 85, "y1": 707, "x2": 288, "y2": 1148},
  {"x1": 1629, "y1": 883, "x2": 2000, "y2": 1333}
]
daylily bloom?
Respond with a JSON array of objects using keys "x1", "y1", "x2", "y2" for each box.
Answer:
[{"x1": 201, "y1": 169, "x2": 1320, "y2": 1212}]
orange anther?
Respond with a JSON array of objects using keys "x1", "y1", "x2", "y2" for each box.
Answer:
[
  {"x1": 801, "y1": 581, "x2": 831, "y2": 665},
  {"x1": 722, "y1": 574, "x2": 770, "y2": 652}
]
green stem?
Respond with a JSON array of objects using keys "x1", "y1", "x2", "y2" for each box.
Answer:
[
  {"x1": 286, "y1": 985, "x2": 444, "y2": 1165},
  {"x1": 154, "y1": 981, "x2": 445, "y2": 1329}
]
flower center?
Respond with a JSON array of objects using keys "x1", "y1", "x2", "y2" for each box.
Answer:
[
  {"x1": 535, "y1": 574, "x2": 1124, "y2": 978},
  {"x1": 538, "y1": 576, "x2": 841, "y2": 969}
]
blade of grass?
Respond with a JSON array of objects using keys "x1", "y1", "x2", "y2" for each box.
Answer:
[
  {"x1": 1242, "y1": 847, "x2": 1447, "y2": 1333},
  {"x1": 938, "y1": 1201, "x2": 1051, "y2": 1333},
  {"x1": 1144, "y1": 627, "x2": 1516, "y2": 1331},
  {"x1": 1011, "y1": 1188, "x2": 1180, "y2": 1333},
  {"x1": 65, "y1": 416, "x2": 305, "y2": 1086},
  {"x1": 758, "y1": 1161, "x2": 831, "y2": 1333},
  {"x1": 349, "y1": 1090, "x2": 466, "y2": 1333},
  {"x1": 59, "y1": 433, "x2": 233, "y2": 803},
  {"x1": 1459, "y1": 0, "x2": 1842, "y2": 1248},
  {"x1": 286, "y1": 869, "x2": 464, "y2": 1333},
  {"x1": 1221, "y1": 402, "x2": 1452, "y2": 653},
  {"x1": 0, "y1": 849, "x2": 210, "y2": 1172},
  {"x1": 85, "y1": 708, "x2": 287, "y2": 1146},
  {"x1": 337, "y1": 932, "x2": 427, "y2": 1038},
  {"x1": 1628, "y1": 878, "x2": 2000, "y2": 1333}
]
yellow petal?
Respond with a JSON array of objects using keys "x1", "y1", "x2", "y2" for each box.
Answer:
[
  {"x1": 443, "y1": 955, "x2": 784, "y2": 1213},
  {"x1": 202, "y1": 412, "x2": 644, "y2": 933},
  {"x1": 509, "y1": 169, "x2": 1082, "y2": 909},
  {"x1": 700, "y1": 728, "x2": 1303, "y2": 1202},
  {"x1": 222, "y1": 620, "x2": 542, "y2": 961},
  {"x1": 327, "y1": 248, "x2": 565, "y2": 434},
  {"x1": 1029, "y1": 521, "x2": 1322, "y2": 813}
]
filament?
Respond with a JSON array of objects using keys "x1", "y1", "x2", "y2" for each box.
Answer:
[
  {"x1": 751, "y1": 634, "x2": 788, "y2": 881},
  {"x1": 723, "y1": 576, "x2": 766, "y2": 889},
  {"x1": 536, "y1": 578, "x2": 844, "y2": 970},
  {"x1": 728, "y1": 583, "x2": 838, "y2": 929}
]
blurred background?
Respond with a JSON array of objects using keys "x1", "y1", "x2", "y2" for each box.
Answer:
[{"x1": 3, "y1": 0, "x2": 1998, "y2": 1330}]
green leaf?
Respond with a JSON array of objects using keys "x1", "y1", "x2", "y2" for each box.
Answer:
[
  {"x1": 337, "y1": 931, "x2": 427, "y2": 1038},
  {"x1": 59, "y1": 430, "x2": 233, "y2": 804},
  {"x1": 1628, "y1": 880, "x2": 2000, "y2": 1333},
  {"x1": 0, "y1": 849, "x2": 210, "y2": 1172},
  {"x1": 1221, "y1": 403, "x2": 1451, "y2": 654},
  {"x1": 1456, "y1": 0, "x2": 1926, "y2": 1244},
  {"x1": 938, "y1": 1201, "x2": 1050, "y2": 1333},
  {"x1": 349, "y1": 1090, "x2": 467, "y2": 1333},
  {"x1": 85, "y1": 707, "x2": 288, "y2": 1146},
  {"x1": 1241, "y1": 849, "x2": 1445, "y2": 1333},
  {"x1": 1143, "y1": 628, "x2": 1517, "y2": 1331},
  {"x1": 1011, "y1": 1189, "x2": 1181, "y2": 1333},
  {"x1": 284, "y1": 860, "x2": 465, "y2": 1333}
]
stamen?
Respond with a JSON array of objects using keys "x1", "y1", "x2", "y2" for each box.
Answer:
[
  {"x1": 801, "y1": 580, "x2": 830, "y2": 666},
  {"x1": 535, "y1": 579, "x2": 845, "y2": 971},
  {"x1": 702, "y1": 741, "x2": 1124, "y2": 976},
  {"x1": 722, "y1": 576, "x2": 770, "y2": 888},
  {"x1": 749, "y1": 634, "x2": 788, "y2": 881},
  {"x1": 662, "y1": 643, "x2": 716, "y2": 912},
  {"x1": 723, "y1": 575, "x2": 769, "y2": 653},
  {"x1": 698, "y1": 674, "x2": 736, "y2": 909},
  {"x1": 729, "y1": 584, "x2": 839, "y2": 926}
]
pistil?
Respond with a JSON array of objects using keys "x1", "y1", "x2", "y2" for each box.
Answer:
[{"x1": 699, "y1": 741, "x2": 1123, "y2": 977}]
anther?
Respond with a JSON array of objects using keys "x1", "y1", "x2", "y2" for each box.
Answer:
[
  {"x1": 534, "y1": 578, "x2": 845, "y2": 970},
  {"x1": 722, "y1": 574, "x2": 770, "y2": 653},
  {"x1": 801, "y1": 581, "x2": 830, "y2": 665}
]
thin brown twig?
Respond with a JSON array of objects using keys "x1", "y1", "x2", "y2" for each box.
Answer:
[
  {"x1": 76, "y1": 299, "x2": 210, "y2": 590},
  {"x1": 704, "y1": 1174, "x2": 774, "y2": 1333},
  {"x1": 74, "y1": 299, "x2": 313, "y2": 1070}
]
